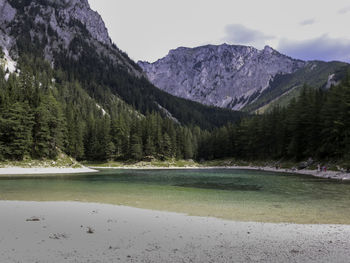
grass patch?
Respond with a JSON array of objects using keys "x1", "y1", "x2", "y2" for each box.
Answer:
[
  {"x1": 84, "y1": 159, "x2": 200, "y2": 168},
  {"x1": 0, "y1": 151, "x2": 83, "y2": 168},
  {"x1": 73, "y1": 157, "x2": 350, "y2": 172}
]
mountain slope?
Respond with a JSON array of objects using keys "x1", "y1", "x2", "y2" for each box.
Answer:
[
  {"x1": 243, "y1": 60, "x2": 348, "y2": 113},
  {"x1": 0, "y1": 0, "x2": 244, "y2": 163},
  {"x1": 138, "y1": 44, "x2": 349, "y2": 112},
  {"x1": 1, "y1": 0, "x2": 141, "y2": 75},
  {"x1": 0, "y1": 0, "x2": 243, "y2": 129}
]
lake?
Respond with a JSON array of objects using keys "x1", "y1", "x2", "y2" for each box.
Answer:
[{"x1": 1, "y1": 168, "x2": 350, "y2": 224}]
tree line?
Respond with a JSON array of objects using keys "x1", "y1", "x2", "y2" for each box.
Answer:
[
  {"x1": 198, "y1": 78, "x2": 350, "y2": 163},
  {"x1": 0, "y1": 55, "x2": 201, "y2": 161},
  {"x1": 1, "y1": 52, "x2": 350, "y2": 163}
]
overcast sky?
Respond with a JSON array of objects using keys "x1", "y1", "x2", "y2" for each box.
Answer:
[{"x1": 89, "y1": 0, "x2": 350, "y2": 63}]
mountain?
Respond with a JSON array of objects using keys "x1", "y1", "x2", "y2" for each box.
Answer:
[
  {"x1": 138, "y1": 44, "x2": 349, "y2": 112},
  {"x1": 0, "y1": 0, "x2": 141, "y2": 76},
  {"x1": 0, "y1": 0, "x2": 243, "y2": 130},
  {"x1": 243, "y1": 60, "x2": 348, "y2": 113},
  {"x1": 0, "y1": 0, "x2": 249, "y2": 163},
  {"x1": 1, "y1": 0, "x2": 350, "y2": 164}
]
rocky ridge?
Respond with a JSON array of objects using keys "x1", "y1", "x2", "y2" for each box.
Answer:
[
  {"x1": 0, "y1": 0, "x2": 244, "y2": 129},
  {"x1": 0, "y1": 0, "x2": 142, "y2": 77},
  {"x1": 138, "y1": 44, "x2": 307, "y2": 110}
]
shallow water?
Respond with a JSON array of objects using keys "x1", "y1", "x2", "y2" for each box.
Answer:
[{"x1": 1, "y1": 169, "x2": 350, "y2": 224}]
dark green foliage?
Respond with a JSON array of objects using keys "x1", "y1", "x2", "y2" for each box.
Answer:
[
  {"x1": 198, "y1": 77, "x2": 350, "y2": 162},
  {"x1": 0, "y1": 61, "x2": 66, "y2": 160},
  {"x1": 243, "y1": 61, "x2": 348, "y2": 113},
  {"x1": 1, "y1": 1, "x2": 244, "y2": 161},
  {"x1": 0, "y1": 54, "x2": 204, "y2": 162},
  {"x1": 3, "y1": 1, "x2": 350, "y2": 164},
  {"x1": 0, "y1": 102, "x2": 34, "y2": 160},
  {"x1": 1, "y1": 53, "x2": 350, "y2": 163},
  {"x1": 0, "y1": 46, "x2": 4, "y2": 59},
  {"x1": 50, "y1": 34, "x2": 243, "y2": 130},
  {"x1": 130, "y1": 134, "x2": 143, "y2": 160},
  {"x1": 32, "y1": 101, "x2": 51, "y2": 158}
]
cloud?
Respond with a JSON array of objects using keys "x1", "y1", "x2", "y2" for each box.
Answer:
[
  {"x1": 300, "y1": 19, "x2": 315, "y2": 26},
  {"x1": 338, "y1": 6, "x2": 350, "y2": 14},
  {"x1": 278, "y1": 35, "x2": 350, "y2": 62},
  {"x1": 222, "y1": 24, "x2": 274, "y2": 47}
]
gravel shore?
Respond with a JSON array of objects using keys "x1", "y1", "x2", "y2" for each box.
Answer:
[
  {"x1": 0, "y1": 167, "x2": 97, "y2": 175},
  {"x1": 0, "y1": 165, "x2": 348, "y2": 180},
  {"x1": 89, "y1": 165, "x2": 350, "y2": 180},
  {"x1": 1, "y1": 201, "x2": 349, "y2": 263}
]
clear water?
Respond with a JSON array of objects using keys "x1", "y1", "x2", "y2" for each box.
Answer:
[{"x1": 1, "y1": 169, "x2": 350, "y2": 224}]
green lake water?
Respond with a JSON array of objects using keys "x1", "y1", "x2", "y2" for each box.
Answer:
[{"x1": 1, "y1": 169, "x2": 350, "y2": 224}]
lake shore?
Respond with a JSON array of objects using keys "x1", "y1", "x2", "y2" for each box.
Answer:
[
  {"x1": 1, "y1": 201, "x2": 349, "y2": 263},
  {"x1": 0, "y1": 162, "x2": 348, "y2": 180},
  {"x1": 0, "y1": 166, "x2": 97, "y2": 175},
  {"x1": 89, "y1": 164, "x2": 350, "y2": 180},
  {"x1": 229, "y1": 165, "x2": 350, "y2": 180}
]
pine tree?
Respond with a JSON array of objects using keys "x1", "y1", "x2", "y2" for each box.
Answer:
[
  {"x1": 183, "y1": 128, "x2": 194, "y2": 159},
  {"x1": 0, "y1": 102, "x2": 34, "y2": 160},
  {"x1": 32, "y1": 102, "x2": 51, "y2": 158},
  {"x1": 130, "y1": 133, "x2": 143, "y2": 160},
  {"x1": 45, "y1": 95, "x2": 67, "y2": 158},
  {"x1": 162, "y1": 132, "x2": 172, "y2": 158},
  {"x1": 144, "y1": 136, "x2": 156, "y2": 157}
]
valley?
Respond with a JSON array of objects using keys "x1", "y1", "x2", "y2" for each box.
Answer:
[{"x1": 0, "y1": 0, "x2": 350, "y2": 262}]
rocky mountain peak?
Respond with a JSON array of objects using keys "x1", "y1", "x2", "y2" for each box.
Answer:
[
  {"x1": 263, "y1": 45, "x2": 275, "y2": 54},
  {"x1": 138, "y1": 44, "x2": 306, "y2": 110},
  {"x1": 54, "y1": 0, "x2": 111, "y2": 46},
  {"x1": 32, "y1": 0, "x2": 111, "y2": 47},
  {"x1": 0, "y1": 0, "x2": 142, "y2": 77}
]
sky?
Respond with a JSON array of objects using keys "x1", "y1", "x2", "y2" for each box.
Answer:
[{"x1": 89, "y1": 0, "x2": 350, "y2": 63}]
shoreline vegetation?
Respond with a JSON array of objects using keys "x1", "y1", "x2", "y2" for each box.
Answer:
[
  {"x1": 86, "y1": 159, "x2": 350, "y2": 180},
  {"x1": 2, "y1": 55, "x2": 350, "y2": 182},
  {"x1": 0, "y1": 155, "x2": 97, "y2": 175},
  {"x1": 0, "y1": 157, "x2": 349, "y2": 180}
]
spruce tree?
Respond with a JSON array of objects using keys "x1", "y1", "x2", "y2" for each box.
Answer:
[{"x1": 0, "y1": 102, "x2": 34, "y2": 160}]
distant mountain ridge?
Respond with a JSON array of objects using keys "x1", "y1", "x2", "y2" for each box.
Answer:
[{"x1": 138, "y1": 44, "x2": 348, "y2": 112}]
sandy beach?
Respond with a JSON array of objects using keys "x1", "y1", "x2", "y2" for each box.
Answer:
[
  {"x1": 0, "y1": 201, "x2": 349, "y2": 263},
  {"x1": 0, "y1": 167, "x2": 97, "y2": 175}
]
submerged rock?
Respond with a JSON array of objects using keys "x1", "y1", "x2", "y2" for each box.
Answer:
[{"x1": 26, "y1": 216, "x2": 41, "y2": 222}]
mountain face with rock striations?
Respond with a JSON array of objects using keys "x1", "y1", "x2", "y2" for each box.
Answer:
[
  {"x1": 0, "y1": 0, "x2": 243, "y2": 129},
  {"x1": 139, "y1": 44, "x2": 348, "y2": 112},
  {"x1": 0, "y1": 0, "x2": 142, "y2": 76}
]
